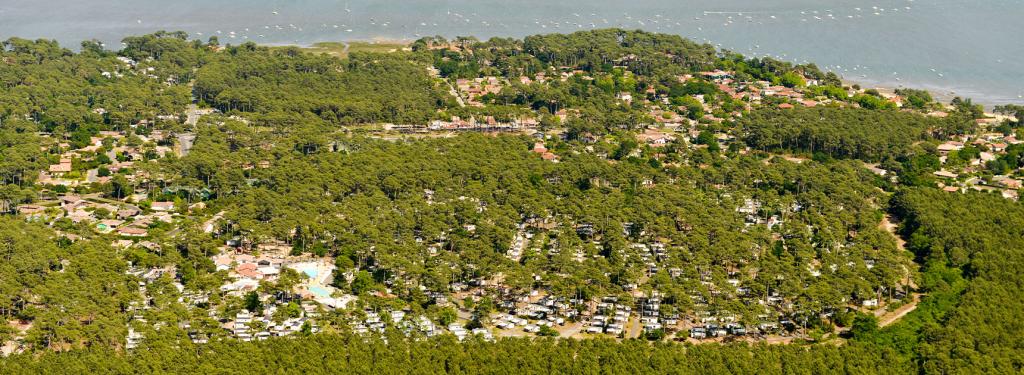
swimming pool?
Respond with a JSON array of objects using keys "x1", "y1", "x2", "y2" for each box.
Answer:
[
  {"x1": 290, "y1": 263, "x2": 319, "y2": 280},
  {"x1": 309, "y1": 285, "x2": 332, "y2": 299}
]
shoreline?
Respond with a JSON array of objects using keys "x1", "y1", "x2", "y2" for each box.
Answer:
[
  {"x1": 256, "y1": 37, "x2": 1017, "y2": 109},
  {"x1": 839, "y1": 76, "x2": 1019, "y2": 110},
  {"x1": 840, "y1": 78, "x2": 958, "y2": 108},
  {"x1": 262, "y1": 37, "x2": 412, "y2": 49}
]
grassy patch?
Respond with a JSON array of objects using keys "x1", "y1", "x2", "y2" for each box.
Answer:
[{"x1": 276, "y1": 41, "x2": 408, "y2": 59}]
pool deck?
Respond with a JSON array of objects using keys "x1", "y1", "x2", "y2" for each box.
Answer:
[{"x1": 286, "y1": 260, "x2": 353, "y2": 307}]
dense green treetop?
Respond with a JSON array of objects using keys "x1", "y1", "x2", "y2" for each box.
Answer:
[{"x1": 0, "y1": 29, "x2": 1019, "y2": 374}]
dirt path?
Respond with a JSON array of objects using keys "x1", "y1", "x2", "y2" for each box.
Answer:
[
  {"x1": 2, "y1": 320, "x2": 32, "y2": 356},
  {"x1": 878, "y1": 293, "x2": 922, "y2": 327},
  {"x1": 555, "y1": 321, "x2": 585, "y2": 338},
  {"x1": 879, "y1": 215, "x2": 907, "y2": 252},
  {"x1": 625, "y1": 316, "x2": 643, "y2": 339},
  {"x1": 781, "y1": 155, "x2": 809, "y2": 163},
  {"x1": 875, "y1": 214, "x2": 922, "y2": 327}
]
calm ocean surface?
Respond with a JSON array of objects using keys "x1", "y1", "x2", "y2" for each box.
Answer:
[{"x1": 1, "y1": 0, "x2": 1021, "y2": 106}]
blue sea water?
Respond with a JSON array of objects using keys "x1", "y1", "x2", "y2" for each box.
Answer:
[{"x1": 0, "y1": 0, "x2": 1021, "y2": 106}]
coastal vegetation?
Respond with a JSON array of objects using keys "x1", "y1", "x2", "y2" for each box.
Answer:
[
  {"x1": 0, "y1": 28, "x2": 1021, "y2": 374},
  {"x1": 272, "y1": 41, "x2": 407, "y2": 59},
  {"x1": 740, "y1": 106, "x2": 974, "y2": 162}
]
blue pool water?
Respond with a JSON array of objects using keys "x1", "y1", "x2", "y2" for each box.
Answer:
[
  {"x1": 292, "y1": 264, "x2": 318, "y2": 280},
  {"x1": 309, "y1": 286, "x2": 332, "y2": 298}
]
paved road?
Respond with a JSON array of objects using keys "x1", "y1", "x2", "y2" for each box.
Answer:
[
  {"x1": 178, "y1": 104, "x2": 201, "y2": 156},
  {"x1": 83, "y1": 193, "x2": 140, "y2": 212},
  {"x1": 184, "y1": 104, "x2": 201, "y2": 126},
  {"x1": 446, "y1": 81, "x2": 466, "y2": 108},
  {"x1": 201, "y1": 211, "x2": 226, "y2": 233},
  {"x1": 85, "y1": 169, "x2": 98, "y2": 183},
  {"x1": 177, "y1": 133, "x2": 196, "y2": 156}
]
